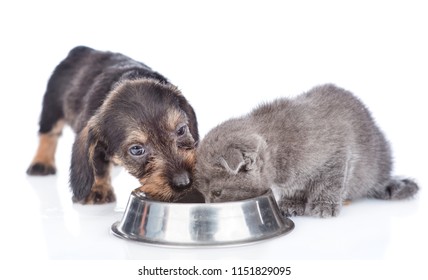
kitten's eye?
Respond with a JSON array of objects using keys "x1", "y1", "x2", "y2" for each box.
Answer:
[
  {"x1": 176, "y1": 124, "x2": 187, "y2": 137},
  {"x1": 128, "y1": 145, "x2": 145, "y2": 157},
  {"x1": 212, "y1": 190, "x2": 222, "y2": 197}
]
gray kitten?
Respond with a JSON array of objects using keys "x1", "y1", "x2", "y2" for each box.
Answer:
[{"x1": 194, "y1": 84, "x2": 419, "y2": 218}]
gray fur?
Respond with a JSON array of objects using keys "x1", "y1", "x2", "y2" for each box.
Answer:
[{"x1": 194, "y1": 84, "x2": 419, "y2": 218}]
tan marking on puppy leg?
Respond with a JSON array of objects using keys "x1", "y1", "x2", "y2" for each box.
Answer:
[
  {"x1": 27, "y1": 120, "x2": 65, "y2": 175},
  {"x1": 84, "y1": 167, "x2": 116, "y2": 204}
]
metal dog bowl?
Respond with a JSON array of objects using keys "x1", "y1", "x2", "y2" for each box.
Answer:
[{"x1": 111, "y1": 189, "x2": 294, "y2": 247}]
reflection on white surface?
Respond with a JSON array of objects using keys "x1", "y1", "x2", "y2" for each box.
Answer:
[{"x1": 2, "y1": 155, "x2": 422, "y2": 260}]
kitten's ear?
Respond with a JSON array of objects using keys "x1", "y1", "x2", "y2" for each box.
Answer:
[
  {"x1": 218, "y1": 134, "x2": 265, "y2": 174},
  {"x1": 219, "y1": 149, "x2": 258, "y2": 174},
  {"x1": 219, "y1": 149, "x2": 245, "y2": 174}
]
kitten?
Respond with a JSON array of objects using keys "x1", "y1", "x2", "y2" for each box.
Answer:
[{"x1": 194, "y1": 84, "x2": 419, "y2": 217}]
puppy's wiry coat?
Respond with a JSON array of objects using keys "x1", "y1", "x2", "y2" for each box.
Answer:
[
  {"x1": 27, "y1": 46, "x2": 199, "y2": 204},
  {"x1": 194, "y1": 84, "x2": 419, "y2": 217}
]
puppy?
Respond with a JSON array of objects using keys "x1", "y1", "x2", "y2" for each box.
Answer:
[
  {"x1": 194, "y1": 84, "x2": 419, "y2": 217},
  {"x1": 27, "y1": 46, "x2": 200, "y2": 204}
]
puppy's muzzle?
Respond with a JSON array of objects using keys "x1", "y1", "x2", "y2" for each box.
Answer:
[{"x1": 171, "y1": 171, "x2": 191, "y2": 190}]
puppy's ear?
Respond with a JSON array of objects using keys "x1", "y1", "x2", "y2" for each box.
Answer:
[
  {"x1": 69, "y1": 123, "x2": 106, "y2": 201},
  {"x1": 177, "y1": 95, "x2": 199, "y2": 143},
  {"x1": 219, "y1": 134, "x2": 266, "y2": 175}
]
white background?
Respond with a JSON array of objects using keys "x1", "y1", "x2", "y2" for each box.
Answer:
[{"x1": 0, "y1": 0, "x2": 427, "y2": 279}]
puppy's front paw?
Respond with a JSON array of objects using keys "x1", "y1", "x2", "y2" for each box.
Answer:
[
  {"x1": 279, "y1": 200, "x2": 306, "y2": 217},
  {"x1": 75, "y1": 184, "x2": 116, "y2": 204},
  {"x1": 26, "y1": 162, "x2": 56, "y2": 175},
  {"x1": 306, "y1": 201, "x2": 341, "y2": 218}
]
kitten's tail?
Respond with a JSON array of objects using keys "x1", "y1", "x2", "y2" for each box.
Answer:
[{"x1": 373, "y1": 177, "x2": 419, "y2": 200}]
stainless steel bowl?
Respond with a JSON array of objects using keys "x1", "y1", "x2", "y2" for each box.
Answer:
[{"x1": 111, "y1": 189, "x2": 294, "y2": 247}]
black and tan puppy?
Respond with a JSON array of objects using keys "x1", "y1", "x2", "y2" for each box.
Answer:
[{"x1": 27, "y1": 46, "x2": 199, "y2": 204}]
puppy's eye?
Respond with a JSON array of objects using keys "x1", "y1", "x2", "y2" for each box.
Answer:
[
  {"x1": 176, "y1": 125, "x2": 187, "y2": 137},
  {"x1": 212, "y1": 190, "x2": 222, "y2": 197},
  {"x1": 128, "y1": 145, "x2": 145, "y2": 157}
]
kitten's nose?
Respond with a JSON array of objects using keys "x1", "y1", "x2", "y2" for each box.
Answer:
[{"x1": 172, "y1": 171, "x2": 191, "y2": 190}]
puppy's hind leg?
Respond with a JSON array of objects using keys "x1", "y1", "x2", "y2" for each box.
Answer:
[
  {"x1": 27, "y1": 67, "x2": 67, "y2": 176},
  {"x1": 27, "y1": 119, "x2": 65, "y2": 175}
]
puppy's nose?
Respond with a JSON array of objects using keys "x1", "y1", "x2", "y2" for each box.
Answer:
[{"x1": 172, "y1": 171, "x2": 191, "y2": 189}]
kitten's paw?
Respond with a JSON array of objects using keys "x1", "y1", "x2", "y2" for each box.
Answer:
[
  {"x1": 279, "y1": 200, "x2": 306, "y2": 217},
  {"x1": 306, "y1": 201, "x2": 341, "y2": 218}
]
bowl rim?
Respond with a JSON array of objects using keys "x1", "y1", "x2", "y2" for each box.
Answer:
[{"x1": 132, "y1": 188, "x2": 275, "y2": 206}]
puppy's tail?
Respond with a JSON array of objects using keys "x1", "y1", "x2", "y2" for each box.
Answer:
[{"x1": 372, "y1": 177, "x2": 419, "y2": 200}]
